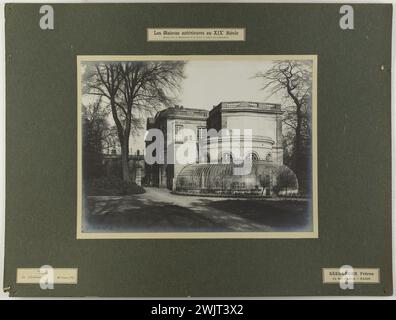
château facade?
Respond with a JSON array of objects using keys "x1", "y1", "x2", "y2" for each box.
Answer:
[{"x1": 144, "y1": 101, "x2": 291, "y2": 194}]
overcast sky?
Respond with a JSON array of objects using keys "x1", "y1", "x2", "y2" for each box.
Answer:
[{"x1": 179, "y1": 60, "x2": 279, "y2": 108}]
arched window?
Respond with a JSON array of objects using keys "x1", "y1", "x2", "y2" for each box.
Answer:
[
  {"x1": 221, "y1": 153, "x2": 233, "y2": 163},
  {"x1": 266, "y1": 153, "x2": 272, "y2": 161},
  {"x1": 246, "y1": 152, "x2": 259, "y2": 161}
]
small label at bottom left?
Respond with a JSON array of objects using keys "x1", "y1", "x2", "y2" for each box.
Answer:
[{"x1": 16, "y1": 268, "x2": 78, "y2": 284}]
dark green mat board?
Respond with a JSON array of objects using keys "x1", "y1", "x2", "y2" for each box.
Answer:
[{"x1": 4, "y1": 3, "x2": 392, "y2": 296}]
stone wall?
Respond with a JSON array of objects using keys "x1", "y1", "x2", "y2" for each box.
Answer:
[{"x1": 103, "y1": 154, "x2": 145, "y2": 186}]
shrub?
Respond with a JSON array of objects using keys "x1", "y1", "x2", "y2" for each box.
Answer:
[{"x1": 86, "y1": 176, "x2": 145, "y2": 196}]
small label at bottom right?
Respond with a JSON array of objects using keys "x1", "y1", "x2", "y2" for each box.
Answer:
[{"x1": 323, "y1": 268, "x2": 380, "y2": 284}]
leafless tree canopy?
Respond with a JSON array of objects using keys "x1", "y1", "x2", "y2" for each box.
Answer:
[
  {"x1": 255, "y1": 60, "x2": 312, "y2": 103},
  {"x1": 84, "y1": 61, "x2": 185, "y2": 183}
]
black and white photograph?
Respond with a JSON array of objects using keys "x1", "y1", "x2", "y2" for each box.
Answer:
[{"x1": 77, "y1": 55, "x2": 317, "y2": 238}]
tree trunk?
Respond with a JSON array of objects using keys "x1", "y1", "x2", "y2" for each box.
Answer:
[
  {"x1": 120, "y1": 138, "x2": 130, "y2": 184},
  {"x1": 109, "y1": 95, "x2": 131, "y2": 186},
  {"x1": 294, "y1": 103, "x2": 303, "y2": 191}
]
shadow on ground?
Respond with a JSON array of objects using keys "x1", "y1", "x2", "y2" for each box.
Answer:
[
  {"x1": 196, "y1": 199, "x2": 310, "y2": 230},
  {"x1": 83, "y1": 191, "x2": 311, "y2": 233},
  {"x1": 85, "y1": 197, "x2": 236, "y2": 232}
]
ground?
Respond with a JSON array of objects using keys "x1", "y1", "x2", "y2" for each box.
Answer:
[{"x1": 83, "y1": 187, "x2": 312, "y2": 233}]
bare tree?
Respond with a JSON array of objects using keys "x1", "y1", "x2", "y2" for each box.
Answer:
[
  {"x1": 85, "y1": 61, "x2": 185, "y2": 184},
  {"x1": 254, "y1": 60, "x2": 312, "y2": 191}
]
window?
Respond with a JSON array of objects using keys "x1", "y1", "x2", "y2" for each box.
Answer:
[
  {"x1": 175, "y1": 125, "x2": 183, "y2": 142},
  {"x1": 175, "y1": 125, "x2": 183, "y2": 135},
  {"x1": 221, "y1": 153, "x2": 233, "y2": 163},
  {"x1": 197, "y1": 127, "x2": 206, "y2": 141},
  {"x1": 246, "y1": 153, "x2": 259, "y2": 161}
]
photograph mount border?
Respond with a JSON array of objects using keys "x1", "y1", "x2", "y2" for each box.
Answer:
[{"x1": 76, "y1": 54, "x2": 318, "y2": 239}]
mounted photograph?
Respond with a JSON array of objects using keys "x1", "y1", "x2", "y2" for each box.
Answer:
[{"x1": 77, "y1": 55, "x2": 317, "y2": 238}]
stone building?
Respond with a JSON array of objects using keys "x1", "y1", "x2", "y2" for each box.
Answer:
[
  {"x1": 144, "y1": 105, "x2": 208, "y2": 189},
  {"x1": 206, "y1": 101, "x2": 284, "y2": 164},
  {"x1": 144, "y1": 101, "x2": 298, "y2": 196}
]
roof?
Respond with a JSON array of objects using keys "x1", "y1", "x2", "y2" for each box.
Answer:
[
  {"x1": 154, "y1": 105, "x2": 209, "y2": 122},
  {"x1": 210, "y1": 101, "x2": 283, "y2": 115}
]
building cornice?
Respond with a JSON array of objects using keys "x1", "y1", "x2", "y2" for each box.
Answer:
[{"x1": 210, "y1": 101, "x2": 283, "y2": 115}]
